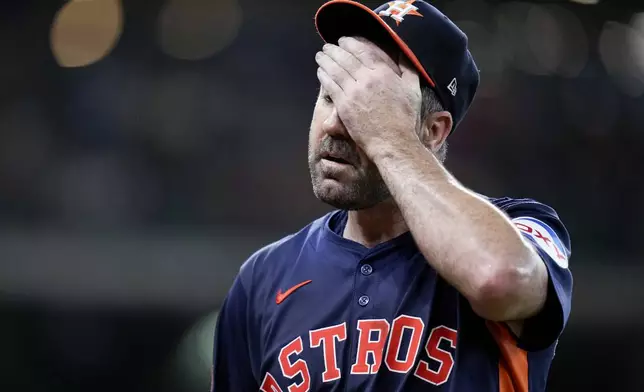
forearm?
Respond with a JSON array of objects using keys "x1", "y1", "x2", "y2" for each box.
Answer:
[{"x1": 372, "y1": 140, "x2": 547, "y2": 321}]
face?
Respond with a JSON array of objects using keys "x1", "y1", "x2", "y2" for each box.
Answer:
[{"x1": 308, "y1": 90, "x2": 391, "y2": 210}]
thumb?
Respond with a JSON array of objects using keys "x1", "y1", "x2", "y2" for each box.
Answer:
[{"x1": 398, "y1": 53, "x2": 420, "y2": 87}]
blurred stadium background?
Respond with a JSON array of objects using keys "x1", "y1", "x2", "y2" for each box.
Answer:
[{"x1": 0, "y1": 0, "x2": 642, "y2": 390}]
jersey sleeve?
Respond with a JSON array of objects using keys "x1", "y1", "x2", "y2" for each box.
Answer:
[
  {"x1": 211, "y1": 273, "x2": 258, "y2": 392},
  {"x1": 502, "y1": 199, "x2": 573, "y2": 351}
]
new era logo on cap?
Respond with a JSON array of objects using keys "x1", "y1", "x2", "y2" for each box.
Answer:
[
  {"x1": 314, "y1": 0, "x2": 480, "y2": 134},
  {"x1": 448, "y1": 78, "x2": 457, "y2": 96}
]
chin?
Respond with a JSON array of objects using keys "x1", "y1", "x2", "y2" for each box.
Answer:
[
  {"x1": 317, "y1": 194, "x2": 370, "y2": 211},
  {"x1": 312, "y1": 178, "x2": 358, "y2": 210},
  {"x1": 312, "y1": 178, "x2": 383, "y2": 211},
  {"x1": 309, "y1": 161, "x2": 391, "y2": 210}
]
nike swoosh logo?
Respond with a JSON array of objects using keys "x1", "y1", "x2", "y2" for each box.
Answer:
[{"x1": 276, "y1": 280, "x2": 312, "y2": 304}]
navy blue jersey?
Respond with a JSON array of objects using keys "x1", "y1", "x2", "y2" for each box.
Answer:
[{"x1": 211, "y1": 197, "x2": 573, "y2": 392}]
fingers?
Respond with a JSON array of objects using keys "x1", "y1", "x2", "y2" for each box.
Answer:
[
  {"x1": 316, "y1": 48, "x2": 357, "y2": 91},
  {"x1": 317, "y1": 36, "x2": 405, "y2": 90},
  {"x1": 317, "y1": 67, "x2": 343, "y2": 103},
  {"x1": 315, "y1": 38, "x2": 418, "y2": 105},
  {"x1": 322, "y1": 43, "x2": 364, "y2": 79},
  {"x1": 338, "y1": 36, "x2": 397, "y2": 73}
]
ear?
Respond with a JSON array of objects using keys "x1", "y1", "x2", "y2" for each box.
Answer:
[{"x1": 419, "y1": 111, "x2": 453, "y2": 151}]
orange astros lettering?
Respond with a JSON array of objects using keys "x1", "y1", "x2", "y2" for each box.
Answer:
[
  {"x1": 259, "y1": 319, "x2": 458, "y2": 390},
  {"x1": 276, "y1": 280, "x2": 312, "y2": 304}
]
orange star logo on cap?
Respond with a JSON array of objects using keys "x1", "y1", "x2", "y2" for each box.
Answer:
[{"x1": 378, "y1": 0, "x2": 423, "y2": 26}]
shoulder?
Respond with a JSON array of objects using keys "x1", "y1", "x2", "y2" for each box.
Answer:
[
  {"x1": 486, "y1": 196, "x2": 560, "y2": 218},
  {"x1": 485, "y1": 195, "x2": 571, "y2": 265},
  {"x1": 237, "y1": 212, "x2": 335, "y2": 290},
  {"x1": 485, "y1": 196, "x2": 567, "y2": 231}
]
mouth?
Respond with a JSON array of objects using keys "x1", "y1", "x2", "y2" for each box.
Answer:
[{"x1": 320, "y1": 153, "x2": 353, "y2": 166}]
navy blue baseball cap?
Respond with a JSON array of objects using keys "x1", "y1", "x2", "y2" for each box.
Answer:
[{"x1": 315, "y1": 0, "x2": 479, "y2": 132}]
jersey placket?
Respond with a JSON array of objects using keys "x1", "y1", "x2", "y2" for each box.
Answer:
[{"x1": 342, "y1": 247, "x2": 392, "y2": 391}]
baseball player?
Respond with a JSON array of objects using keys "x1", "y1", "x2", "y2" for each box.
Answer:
[{"x1": 211, "y1": 0, "x2": 573, "y2": 391}]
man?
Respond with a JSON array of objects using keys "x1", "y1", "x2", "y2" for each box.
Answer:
[{"x1": 211, "y1": 0, "x2": 573, "y2": 391}]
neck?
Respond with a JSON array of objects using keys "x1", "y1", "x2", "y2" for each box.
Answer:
[{"x1": 343, "y1": 199, "x2": 409, "y2": 248}]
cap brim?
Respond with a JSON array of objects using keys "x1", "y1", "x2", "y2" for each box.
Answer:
[{"x1": 314, "y1": 0, "x2": 435, "y2": 88}]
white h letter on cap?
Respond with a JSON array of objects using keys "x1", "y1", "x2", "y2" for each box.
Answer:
[{"x1": 379, "y1": 1, "x2": 420, "y2": 23}]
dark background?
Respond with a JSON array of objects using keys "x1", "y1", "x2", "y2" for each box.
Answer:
[{"x1": 0, "y1": 0, "x2": 642, "y2": 390}]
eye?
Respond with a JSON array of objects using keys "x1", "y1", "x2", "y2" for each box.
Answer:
[{"x1": 323, "y1": 94, "x2": 333, "y2": 104}]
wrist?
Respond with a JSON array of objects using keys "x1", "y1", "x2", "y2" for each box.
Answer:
[{"x1": 368, "y1": 131, "x2": 424, "y2": 166}]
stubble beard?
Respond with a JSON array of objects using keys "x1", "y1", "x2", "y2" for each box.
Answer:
[{"x1": 308, "y1": 148, "x2": 391, "y2": 211}]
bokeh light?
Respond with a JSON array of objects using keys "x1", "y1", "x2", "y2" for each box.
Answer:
[
  {"x1": 495, "y1": 3, "x2": 589, "y2": 77},
  {"x1": 599, "y1": 21, "x2": 644, "y2": 97},
  {"x1": 174, "y1": 312, "x2": 219, "y2": 390},
  {"x1": 540, "y1": 5, "x2": 589, "y2": 78},
  {"x1": 629, "y1": 13, "x2": 644, "y2": 86},
  {"x1": 569, "y1": 0, "x2": 599, "y2": 4},
  {"x1": 50, "y1": 0, "x2": 123, "y2": 68},
  {"x1": 157, "y1": 0, "x2": 243, "y2": 60}
]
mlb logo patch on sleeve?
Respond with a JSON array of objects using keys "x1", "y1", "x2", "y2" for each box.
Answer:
[{"x1": 512, "y1": 217, "x2": 568, "y2": 269}]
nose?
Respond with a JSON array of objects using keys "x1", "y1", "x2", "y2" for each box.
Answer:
[{"x1": 322, "y1": 108, "x2": 350, "y2": 139}]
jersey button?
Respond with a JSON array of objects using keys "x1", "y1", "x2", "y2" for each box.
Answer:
[
  {"x1": 358, "y1": 295, "x2": 370, "y2": 306},
  {"x1": 360, "y1": 264, "x2": 373, "y2": 276}
]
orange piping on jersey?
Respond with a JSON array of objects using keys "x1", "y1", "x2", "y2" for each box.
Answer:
[{"x1": 486, "y1": 321, "x2": 529, "y2": 392}]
